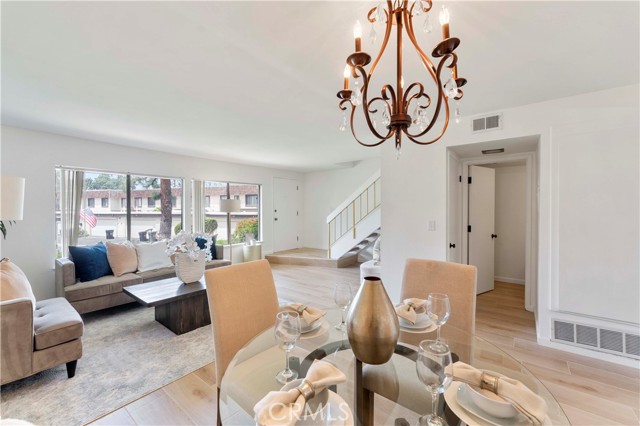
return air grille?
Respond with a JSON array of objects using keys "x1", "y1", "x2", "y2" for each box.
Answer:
[
  {"x1": 552, "y1": 319, "x2": 640, "y2": 360},
  {"x1": 471, "y1": 113, "x2": 502, "y2": 133}
]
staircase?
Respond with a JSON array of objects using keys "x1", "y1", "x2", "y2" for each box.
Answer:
[{"x1": 327, "y1": 172, "x2": 381, "y2": 260}]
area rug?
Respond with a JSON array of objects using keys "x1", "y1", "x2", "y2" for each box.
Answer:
[{"x1": 0, "y1": 303, "x2": 215, "y2": 425}]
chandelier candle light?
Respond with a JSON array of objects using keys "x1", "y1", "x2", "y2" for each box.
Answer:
[{"x1": 337, "y1": 0, "x2": 467, "y2": 156}]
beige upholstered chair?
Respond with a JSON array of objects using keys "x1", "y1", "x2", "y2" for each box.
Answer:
[
  {"x1": 1, "y1": 259, "x2": 83, "y2": 385},
  {"x1": 204, "y1": 259, "x2": 279, "y2": 426},
  {"x1": 362, "y1": 258, "x2": 477, "y2": 425}
]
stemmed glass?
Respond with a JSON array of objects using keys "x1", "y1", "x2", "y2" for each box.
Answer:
[
  {"x1": 416, "y1": 340, "x2": 453, "y2": 426},
  {"x1": 426, "y1": 293, "x2": 450, "y2": 353},
  {"x1": 333, "y1": 282, "x2": 353, "y2": 331},
  {"x1": 274, "y1": 311, "x2": 301, "y2": 384}
]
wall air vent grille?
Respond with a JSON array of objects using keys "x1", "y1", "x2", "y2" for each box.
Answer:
[
  {"x1": 625, "y1": 334, "x2": 640, "y2": 357},
  {"x1": 576, "y1": 324, "x2": 598, "y2": 347},
  {"x1": 554, "y1": 321, "x2": 574, "y2": 342},
  {"x1": 552, "y1": 319, "x2": 639, "y2": 360},
  {"x1": 471, "y1": 113, "x2": 502, "y2": 133}
]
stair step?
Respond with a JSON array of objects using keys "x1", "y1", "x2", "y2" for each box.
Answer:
[{"x1": 266, "y1": 248, "x2": 358, "y2": 268}]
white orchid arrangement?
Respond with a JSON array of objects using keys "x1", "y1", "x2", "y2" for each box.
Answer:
[{"x1": 166, "y1": 231, "x2": 213, "y2": 261}]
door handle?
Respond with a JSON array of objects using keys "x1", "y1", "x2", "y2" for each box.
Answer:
[
  {"x1": 491, "y1": 234, "x2": 497, "y2": 239},
  {"x1": 449, "y1": 243, "x2": 456, "y2": 248},
  {"x1": 274, "y1": 218, "x2": 278, "y2": 221}
]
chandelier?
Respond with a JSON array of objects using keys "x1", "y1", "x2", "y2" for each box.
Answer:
[{"x1": 337, "y1": 0, "x2": 467, "y2": 156}]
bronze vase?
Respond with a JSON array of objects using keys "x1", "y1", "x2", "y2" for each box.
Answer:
[{"x1": 347, "y1": 276, "x2": 399, "y2": 364}]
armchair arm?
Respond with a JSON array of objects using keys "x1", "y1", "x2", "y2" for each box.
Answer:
[
  {"x1": 0, "y1": 298, "x2": 34, "y2": 385},
  {"x1": 55, "y1": 258, "x2": 76, "y2": 297}
]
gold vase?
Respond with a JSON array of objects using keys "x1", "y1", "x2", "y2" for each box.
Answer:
[{"x1": 347, "y1": 276, "x2": 399, "y2": 365}]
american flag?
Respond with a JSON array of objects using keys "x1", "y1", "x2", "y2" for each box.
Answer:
[{"x1": 80, "y1": 208, "x2": 97, "y2": 228}]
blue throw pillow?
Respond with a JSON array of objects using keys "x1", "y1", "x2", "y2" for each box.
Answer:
[
  {"x1": 69, "y1": 242, "x2": 113, "y2": 282},
  {"x1": 195, "y1": 236, "x2": 217, "y2": 260}
]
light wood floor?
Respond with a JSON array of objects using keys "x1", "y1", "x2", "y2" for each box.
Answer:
[{"x1": 89, "y1": 265, "x2": 640, "y2": 426}]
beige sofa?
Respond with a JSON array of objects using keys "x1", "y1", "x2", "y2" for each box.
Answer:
[
  {"x1": 1, "y1": 259, "x2": 83, "y2": 385},
  {"x1": 55, "y1": 258, "x2": 230, "y2": 314}
]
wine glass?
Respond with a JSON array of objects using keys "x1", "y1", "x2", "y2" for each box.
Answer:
[
  {"x1": 416, "y1": 340, "x2": 453, "y2": 426},
  {"x1": 426, "y1": 293, "x2": 450, "y2": 353},
  {"x1": 274, "y1": 311, "x2": 301, "y2": 384},
  {"x1": 333, "y1": 282, "x2": 353, "y2": 331}
]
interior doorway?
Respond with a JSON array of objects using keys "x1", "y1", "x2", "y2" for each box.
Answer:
[{"x1": 446, "y1": 136, "x2": 539, "y2": 312}]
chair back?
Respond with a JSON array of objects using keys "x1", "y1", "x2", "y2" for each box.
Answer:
[
  {"x1": 204, "y1": 259, "x2": 279, "y2": 388},
  {"x1": 401, "y1": 259, "x2": 477, "y2": 334}
]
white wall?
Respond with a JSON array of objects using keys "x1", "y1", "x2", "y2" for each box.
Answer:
[
  {"x1": 494, "y1": 165, "x2": 526, "y2": 284},
  {"x1": 0, "y1": 126, "x2": 303, "y2": 300},
  {"x1": 381, "y1": 84, "x2": 639, "y2": 358},
  {"x1": 303, "y1": 157, "x2": 380, "y2": 250}
]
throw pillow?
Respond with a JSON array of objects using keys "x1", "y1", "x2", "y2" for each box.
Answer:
[
  {"x1": 69, "y1": 242, "x2": 113, "y2": 282},
  {"x1": 106, "y1": 241, "x2": 138, "y2": 277},
  {"x1": 135, "y1": 241, "x2": 173, "y2": 272},
  {"x1": 0, "y1": 258, "x2": 37, "y2": 310}
]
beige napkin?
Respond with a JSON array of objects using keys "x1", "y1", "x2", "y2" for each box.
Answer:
[
  {"x1": 446, "y1": 362, "x2": 548, "y2": 425},
  {"x1": 254, "y1": 360, "x2": 347, "y2": 426},
  {"x1": 282, "y1": 303, "x2": 326, "y2": 325},
  {"x1": 395, "y1": 298, "x2": 427, "y2": 324}
]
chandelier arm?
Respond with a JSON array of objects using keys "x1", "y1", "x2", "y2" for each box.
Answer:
[
  {"x1": 368, "y1": 0, "x2": 394, "y2": 79},
  {"x1": 405, "y1": 92, "x2": 432, "y2": 115},
  {"x1": 406, "y1": 53, "x2": 454, "y2": 139},
  {"x1": 408, "y1": 0, "x2": 433, "y2": 16},
  {"x1": 402, "y1": 82, "x2": 425, "y2": 113},
  {"x1": 357, "y1": 66, "x2": 392, "y2": 141},
  {"x1": 349, "y1": 102, "x2": 394, "y2": 148},
  {"x1": 403, "y1": 7, "x2": 438, "y2": 82}
]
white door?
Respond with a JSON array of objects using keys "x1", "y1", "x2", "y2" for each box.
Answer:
[
  {"x1": 447, "y1": 152, "x2": 462, "y2": 263},
  {"x1": 468, "y1": 165, "x2": 496, "y2": 294},
  {"x1": 273, "y1": 177, "x2": 299, "y2": 252}
]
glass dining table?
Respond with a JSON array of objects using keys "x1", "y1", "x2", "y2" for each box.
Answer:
[{"x1": 219, "y1": 309, "x2": 569, "y2": 426}]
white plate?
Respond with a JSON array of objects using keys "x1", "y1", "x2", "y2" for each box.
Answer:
[
  {"x1": 300, "y1": 319, "x2": 330, "y2": 340},
  {"x1": 444, "y1": 382, "x2": 552, "y2": 426},
  {"x1": 301, "y1": 318, "x2": 324, "y2": 334},
  {"x1": 296, "y1": 390, "x2": 354, "y2": 426}
]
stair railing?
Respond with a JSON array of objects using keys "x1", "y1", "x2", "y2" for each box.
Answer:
[{"x1": 327, "y1": 174, "x2": 381, "y2": 258}]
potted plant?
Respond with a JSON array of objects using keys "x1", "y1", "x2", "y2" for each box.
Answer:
[{"x1": 166, "y1": 231, "x2": 212, "y2": 283}]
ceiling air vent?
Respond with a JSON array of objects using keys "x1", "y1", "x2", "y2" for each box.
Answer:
[
  {"x1": 552, "y1": 319, "x2": 639, "y2": 359},
  {"x1": 472, "y1": 113, "x2": 503, "y2": 133}
]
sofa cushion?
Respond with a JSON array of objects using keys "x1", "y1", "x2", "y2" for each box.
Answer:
[
  {"x1": 0, "y1": 258, "x2": 36, "y2": 310},
  {"x1": 69, "y1": 242, "x2": 112, "y2": 282},
  {"x1": 65, "y1": 273, "x2": 142, "y2": 302},
  {"x1": 137, "y1": 266, "x2": 176, "y2": 282},
  {"x1": 135, "y1": 242, "x2": 173, "y2": 272},
  {"x1": 34, "y1": 298, "x2": 83, "y2": 350},
  {"x1": 106, "y1": 241, "x2": 138, "y2": 277}
]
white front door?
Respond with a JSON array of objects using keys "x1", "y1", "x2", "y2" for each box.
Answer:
[
  {"x1": 447, "y1": 151, "x2": 462, "y2": 263},
  {"x1": 273, "y1": 177, "x2": 299, "y2": 252},
  {"x1": 468, "y1": 165, "x2": 496, "y2": 294}
]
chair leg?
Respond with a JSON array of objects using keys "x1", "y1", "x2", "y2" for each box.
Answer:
[
  {"x1": 66, "y1": 360, "x2": 78, "y2": 378},
  {"x1": 217, "y1": 387, "x2": 222, "y2": 426}
]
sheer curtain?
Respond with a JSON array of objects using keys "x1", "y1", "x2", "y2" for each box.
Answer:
[
  {"x1": 60, "y1": 169, "x2": 84, "y2": 256},
  {"x1": 192, "y1": 180, "x2": 204, "y2": 233}
]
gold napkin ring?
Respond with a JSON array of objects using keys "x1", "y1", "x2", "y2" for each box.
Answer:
[
  {"x1": 297, "y1": 379, "x2": 315, "y2": 400},
  {"x1": 480, "y1": 372, "x2": 499, "y2": 393}
]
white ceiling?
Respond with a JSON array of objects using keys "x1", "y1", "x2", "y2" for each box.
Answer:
[{"x1": 2, "y1": 1, "x2": 638, "y2": 172}]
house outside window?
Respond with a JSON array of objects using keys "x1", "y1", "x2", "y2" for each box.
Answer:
[
  {"x1": 101, "y1": 197, "x2": 109, "y2": 208},
  {"x1": 171, "y1": 196, "x2": 177, "y2": 207},
  {"x1": 147, "y1": 197, "x2": 155, "y2": 208},
  {"x1": 205, "y1": 195, "x2": 210, "y2": 207},
  {"x1": 121, "y1": 198, "x2": 127, "y2": 209},
  {"x1": 135, "y1": 197, "x2": 142, "y2": 208},
  {"x1": 88, "y1": 198, "x2": 95, "y2": 208}
]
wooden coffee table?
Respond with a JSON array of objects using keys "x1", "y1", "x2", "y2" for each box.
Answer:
[{"x1": 123, "y1": 277, "x2": 210, "y2": 335}]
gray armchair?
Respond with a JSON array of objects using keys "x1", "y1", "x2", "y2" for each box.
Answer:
[{"x1": 1, "y1": 260, "x2": 83, "y2": 385}]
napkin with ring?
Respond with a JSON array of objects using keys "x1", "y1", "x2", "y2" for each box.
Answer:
[
  {"x1": 395, "y1": 298, "x2": 427, "y2": 324},
  {"x1": 254, "y1": 360, "x2": 347, "y2": 426},
  {"x1": 281, "y1": 303, "x2": 326, "y2": 325},
  {"x1": 446, "y1": 361, "x2": 548, "y2": 425}
]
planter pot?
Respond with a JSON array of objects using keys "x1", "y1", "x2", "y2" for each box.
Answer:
[
  {"x1": 175, "y1": 251, "x2": 206, "y2": 283},
  {"x1": 347, "y1": 276, "x2": 399, "y2": 365}
]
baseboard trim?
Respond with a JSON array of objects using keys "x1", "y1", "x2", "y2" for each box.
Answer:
[{"x1": 494, "y1": 276, "x2": 525, "y2": 285}]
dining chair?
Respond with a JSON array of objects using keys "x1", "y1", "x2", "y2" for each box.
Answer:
[
  {"x1": 204, "y1": 259, "x2": 280, "y2": 426},
  {"x1": 362, "y1": 258, "x2": 477, "y2": 425}
]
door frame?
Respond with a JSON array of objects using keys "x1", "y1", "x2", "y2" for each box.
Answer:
[
  {"x1": 460, "y1": 151, "x2": 538, "y2": 312},
  {"x1": 272, "y1": 177, "x2": 300, "y2": 253}
]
